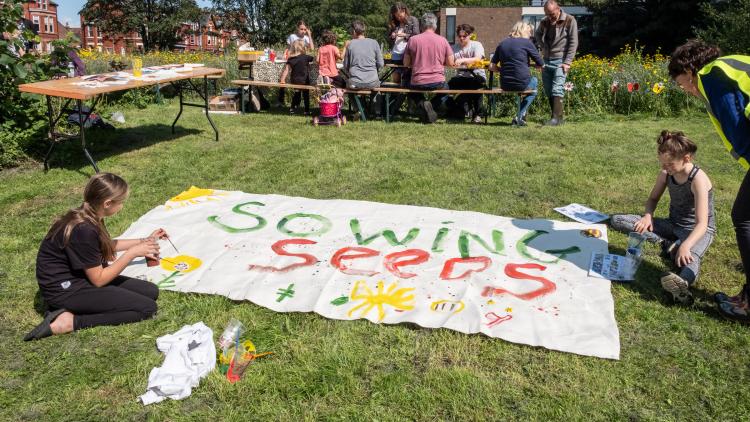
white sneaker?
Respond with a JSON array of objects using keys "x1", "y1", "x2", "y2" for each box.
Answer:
[{"x1": 660, "y1": 272, "x2": 693, "y2": 304}]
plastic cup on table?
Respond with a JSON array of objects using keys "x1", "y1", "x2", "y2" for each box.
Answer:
[{"x1": 132, "y1": 57, "x2": 142, "y2": 78}]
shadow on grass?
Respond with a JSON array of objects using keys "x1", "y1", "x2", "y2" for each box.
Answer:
[
  {"x1": 36, "y1": 123, "x2": 203, "y2": 175},
  {"x1": 608, "y1": 238, "x2": 727, "y2": 321}
]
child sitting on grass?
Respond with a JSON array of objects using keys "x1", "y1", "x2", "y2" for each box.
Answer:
[
  {"x1": 280, "y1": 39, "x2": 314, "y2": 115},
  {"x1": 610, "y1": 130, "x2": 716, "y2": 304},
  {"x1": 24, "y1": 173, "x2": 164, "y2": 341}
]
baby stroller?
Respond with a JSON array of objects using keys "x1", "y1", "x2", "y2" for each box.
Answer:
[{"x1": 312, "y1": 86, "x2": 346, "y2": 127}]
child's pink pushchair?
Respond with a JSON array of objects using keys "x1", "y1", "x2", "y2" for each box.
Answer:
[{"x1": 312, "y1": 87, "x2": 346, "y2": 127}]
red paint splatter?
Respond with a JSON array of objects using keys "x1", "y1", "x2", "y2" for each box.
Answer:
[
  {"x1": 383, "y1": 249, "x2": 429, "y2": 279},
  {"x1": 330, "y1": 246, "x2": 380, "y2": 276},
  {"x1": 482, "y1": 263, "x2": 557, "y2": 301},
  {"x1": 485, "y1": 312, "x2": 513, "y2": 328},
  {"x1": 248, "y1": 238, "x2": 318, "y2": 273},
  {"x1": 439, "y1": 256, "x2": 492, "y2": 280}
]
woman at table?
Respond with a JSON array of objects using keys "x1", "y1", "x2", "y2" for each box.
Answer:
[
  {"x1": 386, "y1": 2, "x2": 420, "y2": 84},
  {"x1": 490, "y1": 22, "x2": 543, "y2": 126},
  {"x1": 449, "y1": 24, "x2": 486, "y2": 124},
  {"x1": 668, "y1": 40, "x2": 750, "y2": 323}
]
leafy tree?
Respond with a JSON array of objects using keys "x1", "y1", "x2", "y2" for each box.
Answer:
[
  {"x1": 210, "y1": 0, "x2": 482, "y2": 46},
  {"x1": 80, "y1": 0, "x2": 202, "y2": 51},
  {"x1": 1, "y1": 1, "x2": 79, "y2": 167},
  {"x1": 695, "y1": 0, "x2": 750, "y2": 55},
  {"x1": 582, "y1": 0, "x2": 705, "y2": 56}
]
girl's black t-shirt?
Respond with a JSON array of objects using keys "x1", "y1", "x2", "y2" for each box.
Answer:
[
  {"x1": 287, "y1": 54, "x2": 314, "y2": 85},
  {"x1": 36, "y1": 222, "x2": 105, "y2": 301}
]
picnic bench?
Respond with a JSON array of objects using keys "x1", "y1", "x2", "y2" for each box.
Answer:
[
  {"x1": 232, "y1": 80, "x2": 374, "y2": 121},
  {"x1": 231, "y1": 79, "x2": 535, "y2": 124},
  {"x1": 371, "y1": 86, "x2": 536, "y2": 123}
]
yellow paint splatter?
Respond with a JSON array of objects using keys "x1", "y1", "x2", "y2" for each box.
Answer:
[
  {"x1": 430, "y1": 299, "x2": 465, "y2": 315},
  {"x1": 161, "y1": 255, "x2": 202, "y2": 273},
  {"x1": 487, "y1": 300, "x2": 495, "y2": 305},
  {"x1": 348, "y1": 280, "x2": 415, "y2": 322},
  {"x1": 505, "y1": 307, "x2": 513, "y2": 313},
  {"x1": 165, "y1": 186, "x2": 227, "y2": 209}
]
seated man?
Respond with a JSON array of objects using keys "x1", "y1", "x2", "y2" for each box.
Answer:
[{"x1": 403, "y1": 12, "x2": 455, "y2": 124}]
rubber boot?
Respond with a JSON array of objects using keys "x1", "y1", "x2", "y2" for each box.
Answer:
[{"x1": 546, "y1": 96, "x2": 564, "y2": 126}]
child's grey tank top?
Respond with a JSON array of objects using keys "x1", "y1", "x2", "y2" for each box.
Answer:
[{"x1": 668, "y1": 165, "x2": 716, "y2": 232}]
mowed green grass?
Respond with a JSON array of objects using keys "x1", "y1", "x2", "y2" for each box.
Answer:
[{"x1": 1, "y1": 104, "x2": 749, "y2": 420}]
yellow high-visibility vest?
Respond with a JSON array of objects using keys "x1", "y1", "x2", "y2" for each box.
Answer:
[{"x1": 697, "y1": 55, "x2": 750, "y2": 170}]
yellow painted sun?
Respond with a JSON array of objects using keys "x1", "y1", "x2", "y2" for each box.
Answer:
[
  {"x1": 160, "y1": 255, "x2": 202, "y2": 273},
  {"x1": 165, "y1": 186, "x2": 227, "y2": 209},
  {"x1": 348, "y1": 280, "x2": 415, "y2": 322}
]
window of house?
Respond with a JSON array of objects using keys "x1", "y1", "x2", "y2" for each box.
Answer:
[
  {"x1": 86, "y1": 25, "x2": 92, "y2": 38},
  {"x1": 42, "y1": 0, "x2": 47, "y2": 10},
  {"x1": 207, "y1": 36, "x2": 211, "y2": 45},
  {"x1": 32, "y1": 16, "x2": 39, "y2": 30},
  {"x1": 446, "y1": 15, "x2": 456, "y2": 44}
]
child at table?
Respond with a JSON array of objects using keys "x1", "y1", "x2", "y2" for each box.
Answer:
[
  {"x1": 280, "y1": 40, "x2": 314, "y2": 115},
  {"x1": 317, "y1": 30, "x2": 345, "y2": 88},
  {"x1": 25, "y1": 173, "x2": 165, "y2": 341},
  {"x1": 610, "y1": 130, "x2": 716, "y2": 304}
]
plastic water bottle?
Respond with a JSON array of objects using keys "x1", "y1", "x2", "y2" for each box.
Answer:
[
  {"x1": 263, "y1": 47, "x2": 269, "y2": 61},
  {"x1": 67, "y1": 61, "x2": 75, "y2": 78}
]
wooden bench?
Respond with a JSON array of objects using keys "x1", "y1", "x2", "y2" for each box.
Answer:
[
  {"x1": 371, "y1": 86, "x2": 536, "y2": 123},
  {"x1": 231, "y1": 79, "x2": 373, "y2": 120},
  {"x1": 232, "y1": 79, "x2": 534, "y2": 123}
]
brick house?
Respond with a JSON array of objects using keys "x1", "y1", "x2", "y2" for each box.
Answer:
[
  {"x1": 20, "y1": 0, "x2": 60, "y2": 52},
  {"x1": 175, "y1": 15, "x2": 234, "y2": 52},
  {"x1": 437, "y1": 3, "x2": 592, "y2": 57},
  {"x1": 79, "y1": 16, "x2": 144, "y2": 54}
]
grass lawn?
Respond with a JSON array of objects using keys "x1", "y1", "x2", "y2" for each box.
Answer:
[{"x1": 1, "y1": 104, "x2": 748, "y2": 420}]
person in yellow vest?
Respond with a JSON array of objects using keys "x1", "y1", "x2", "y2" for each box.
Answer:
[{"x1": 669, "y1": 40, "x2": 750, "y2": 323}]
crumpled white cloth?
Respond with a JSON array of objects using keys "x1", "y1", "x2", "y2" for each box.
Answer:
[{"x1": 140, "y1": 321, "x2": 216, "y2": 405}]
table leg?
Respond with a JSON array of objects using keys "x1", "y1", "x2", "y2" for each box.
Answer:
[
  {"x1": 385, "y1": 93, "x2": 390, "y2": 123},
  {"x1": 43, "y1": 96, "x2": 56, "y2": 171},
  {"x1": 171, "y1": 82, "x2": 183, "y2": 134},
  {"x1": 240, "y1": 84, "x2": 245, "y2": 114},
  {"x1": 489, "y1": 71, "x2": 496, "y2": 119},
  {"x1": 77, "y1": 99, "x2": 100, "y2": 173},
  {"x1": 203, "y1": 76, "x2": 219, "y2": 142}
]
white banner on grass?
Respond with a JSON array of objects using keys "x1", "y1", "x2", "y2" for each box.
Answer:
[{"x1": 120, "y1": 187, "x2": 620, "y2": 359}]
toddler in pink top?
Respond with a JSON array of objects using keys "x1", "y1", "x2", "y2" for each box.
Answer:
[{"x1": 317, "y1": 30, "x2": 345, "y2": 88}]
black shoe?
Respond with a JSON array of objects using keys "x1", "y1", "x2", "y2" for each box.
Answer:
[
  {"x1": 421, "y1": 101, "x2": 437, "y2": 124},
  {"x1": 23, "y1": 308, "x2": 67, "y2": 341}
]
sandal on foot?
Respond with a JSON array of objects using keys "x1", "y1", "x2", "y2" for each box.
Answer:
[
  {"x1": 660, "y1": 272, "x2": 693, "y2": 304},
  {"x1": 23, "y1": 308, "x2": 67, "y2": 341},
  {"x1": 715, "y1": 287, "x2": 749, "y2": 305},
  {"x1": 718, "y1": 301, "x2": 750, "y2": 324}
]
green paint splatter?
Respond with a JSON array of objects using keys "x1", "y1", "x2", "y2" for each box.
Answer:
[
  {"x1": 350, "y1": 219, "x2": 420, "y2": 246},
  {"x1": 277, "y1": 213, "x2": 332, "y2": 237},
  {"x1": 331, "y1": 296, "x2": 349, "y2": 306},
  {"x1": 431, "y1": 227, "x2": 450, "y2": 252},
  {"x1": 207, "y1": 201, "x2": 267, "y2": 233},
  {"x1": 156, "y1": 270, "x2": 181, "y2": 289},
  {"x1": 516, "y1": 230, "x2": 581, "y2": 263},
  {"x1": 458, "y1": 230, "x2": 505, "y2": 258},
  {"x1": 276, "y1": 284, "x2": 295, "y2": 302}
]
